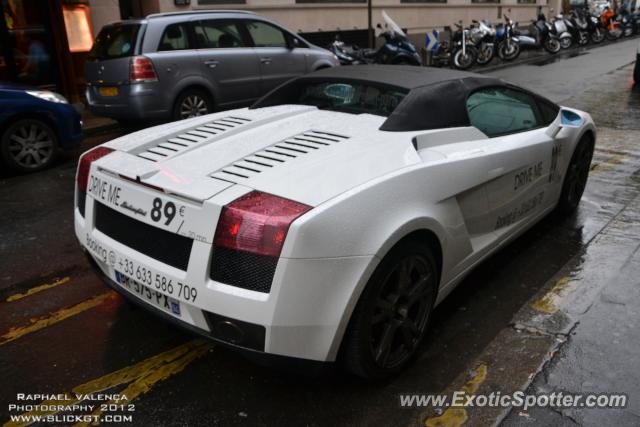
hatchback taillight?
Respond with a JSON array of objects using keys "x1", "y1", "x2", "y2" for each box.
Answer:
[
  {"x1": 76, "y1": 146, "x2": 114, "y2": 216},
  {"x1": 130, "y1": 56, "x2": 158, "y2": 82},
  {"x1": 214, "y1": 191, "x2": 311, "y2": 257}
]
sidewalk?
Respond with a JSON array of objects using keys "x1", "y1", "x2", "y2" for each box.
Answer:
[{"x1": 501, "y1": 191, "x2": 640, "y2": 426}]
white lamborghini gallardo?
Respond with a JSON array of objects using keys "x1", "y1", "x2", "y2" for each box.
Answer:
[{"x1": 75, "y1": 66, "x2": 595, "y2": 379}]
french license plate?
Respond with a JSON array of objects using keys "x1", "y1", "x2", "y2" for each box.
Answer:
[
  {"x1": 114, "y1": 270, "x2": 181, "y2": 317},
  {"x1": 99, "y1": 86, "x2": 118, "y2": 97}
]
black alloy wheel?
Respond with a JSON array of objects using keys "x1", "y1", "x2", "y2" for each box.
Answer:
[
  {"x1": 557, "y1": 135, "x2": 595, "y2": 214},
  {"x1": 342, "y1": 239, "x2": 438, "y2": 380}
]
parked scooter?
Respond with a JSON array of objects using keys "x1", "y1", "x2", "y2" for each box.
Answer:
[
  {"x1": 327, "y1": 36, "x2": 360, "y2": 65},
  {"x1": 328, "y1": 11, "x2": 421, "y2": 65},
  {"x1": 567, "y1": 10, "x2": 590, "y2": 46},
  {"x1": 513, "y1": 13, "x2": 561, "y2": 54},
  {"x1": 583, "y1": 9, "x2": 605, "y2": 43},
  {"x1": 550, "y1": 13, "x2": 574, "y2": 49}
]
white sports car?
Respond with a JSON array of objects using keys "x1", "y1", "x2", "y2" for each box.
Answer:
[{"x1": 75, "y1": 66, "x2": 595, "y2": 379}]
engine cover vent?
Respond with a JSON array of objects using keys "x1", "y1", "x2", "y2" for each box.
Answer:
[
  {"x1": 136, "y1": 116, "x2": 252, "y2": 162},
  {"x1": 209, "y1": 130, "x2": 349, "y2": 182}
]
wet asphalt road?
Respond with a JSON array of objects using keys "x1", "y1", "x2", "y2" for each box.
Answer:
[{"x1": 1, "y1": 38, "x2": 640, "y2": 427}]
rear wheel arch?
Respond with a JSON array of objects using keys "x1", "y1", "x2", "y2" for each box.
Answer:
[
  {"x1": 171, "y1": 85, "x2": 216, "y2": 121},
  {"x1": 0, "y1": 111, "x2": 59, "y2": 141},
  {"x1": 338, "y1": 228, "x2": 443, "y2": 378}
]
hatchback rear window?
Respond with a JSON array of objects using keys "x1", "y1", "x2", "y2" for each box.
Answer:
[{"x1": 89, "y1": 24, "x2": 140, "y2": 60}]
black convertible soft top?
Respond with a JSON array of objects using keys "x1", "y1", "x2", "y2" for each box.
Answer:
[{"x1": 252, "y1": 65, "x2": 539, "y2": 132}]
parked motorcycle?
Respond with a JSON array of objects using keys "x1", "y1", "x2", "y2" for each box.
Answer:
[
  {"x1": 328, "y1": 11, "x2": 421, "y2": 65},
  {"x1": 601, "y1": 6, "x2": 622, "y2": 40},
  {"x1": 497, "y1": 15, "x2": 521, "y2": 60},
  {"x1": 431, "y1": 21, "x2": 479, "y2": 70},
  {"x1": 470, "y1": 19, "x2": 497, "y2": 65},
  {"x1": 619, "y1": 8, "x2": 637, "y2": 37}
]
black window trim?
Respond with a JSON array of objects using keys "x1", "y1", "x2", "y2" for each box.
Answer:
[{"x1": 465, "y1": 85, "x2": 547, "y2": 139}]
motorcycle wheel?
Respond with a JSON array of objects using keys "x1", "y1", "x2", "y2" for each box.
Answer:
[
  {"x1": 560, "y1": 36, "x2": 573, "y2": 49},
  {"x1": 498, "y1": 41, "x2": 520, "y2": 61},
  {"x1": 476, "y1": 44, "x2": 494, "y2": 65},
  {"x1": 578, "y1": 32, "x2": 589, "y2": 45},
  {"x1": 544, "y1": 38, "x2": 561, "y2": 54},
  {"x1": 452, "y1": 47, "x2": 477, "y2": 70},
  {"x1": 605, "y1": 29, "x2": 621, "y2": 40},
  {"x1": 591, "y1": 28, "x2": 605, "y2": 43}
]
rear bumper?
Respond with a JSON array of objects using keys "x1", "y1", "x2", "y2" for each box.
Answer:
[
  {"x1": 75, "y1": 193, "x2": 374, "y2": 363},
  {"x1": 86, "y1": 83, "x2": 170, "y2": 121}
]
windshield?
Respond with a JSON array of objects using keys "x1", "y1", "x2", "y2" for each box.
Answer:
[
  {"x1": 382, "y1": 10, "x2": 406, "y2": 37},
  {"x1": 88, "y1": 24, "x2": 140, "y2": 61},
  {"x1": 253, "y1": 80, "x2": 407, "y2": 116},
  {"x1": 275, "y1": 81, "x2": 408, "y2": 116}
]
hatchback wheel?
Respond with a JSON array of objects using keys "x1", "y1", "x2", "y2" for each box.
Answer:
[
  {"x1": 342, "y1": 239, "x2": 438, "y2": 380},
  {"x1": 1, "y1": 119, "x2": 58, "y2": 173},
  {"x1": 172, "y1": 89, "x2": 213, "y2": 121}
]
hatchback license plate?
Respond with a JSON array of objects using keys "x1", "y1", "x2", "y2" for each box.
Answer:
[{"x1": 99, "y1": 86, "x2": 118, "y2": 97}]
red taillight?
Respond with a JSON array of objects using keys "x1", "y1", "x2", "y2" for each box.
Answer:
[
  {"x1": 77, "y1": 147, "x2": 114, "y2": 193},
  {"x1": 214, "y1": 191, "x2": 311, "y2": 257},
  {"x1": 130, "y1": 56, "x2": 158, "y2": 82}
]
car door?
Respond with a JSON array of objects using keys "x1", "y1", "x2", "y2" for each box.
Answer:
[
  {"x1": 243, "y1": 20, "x2": 307, "y2": 94},
  {"x1": 193, "y1": 19, "x2": 261, "y2": 107},
  {"x1": 466, "y1": 87, "x2": 558, "y2": 236},
  {"x1": 145, "y1": 21, "x2": 202, "y2": 109}
]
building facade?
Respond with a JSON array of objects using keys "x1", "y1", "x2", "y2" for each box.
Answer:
[
  {"x1": 97, "y1": 0, "x2": 559, "y2": 48},
  {"x1": 1, "y1": 0, "x2": 560, "y2": 101}
]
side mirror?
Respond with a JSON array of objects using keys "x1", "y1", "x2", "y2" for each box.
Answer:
[{"x1": 546, "y1": 109, "x2": 584, "y2": 138}]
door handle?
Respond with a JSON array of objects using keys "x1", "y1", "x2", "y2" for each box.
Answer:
[
  {"x1": 260, "y1": 57, "x2": 272, "y2": 64},
  {"x1": 204, "y1": 60, "x2": 219, "y2": 68}
]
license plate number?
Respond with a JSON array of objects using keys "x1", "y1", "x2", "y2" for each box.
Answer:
[
  {"x1": 114, "y1": 270, "x2": 181, "y2": 317},
  {"x1": 99, "y1": 86, "x2": 118, "y2": 97}
]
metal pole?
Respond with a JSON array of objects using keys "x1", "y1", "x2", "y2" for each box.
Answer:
[{"x1": 368, "y1": 0, "x2": 373, "y2": 49}]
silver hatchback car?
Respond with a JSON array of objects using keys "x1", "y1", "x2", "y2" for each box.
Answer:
[{"x1": 85, "y1": 11, "x2": 339, "y2": 123}]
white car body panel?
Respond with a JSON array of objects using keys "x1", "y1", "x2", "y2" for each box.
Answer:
[{"x1": 75, "y1": 99, "x2": 595, "y2": 362}]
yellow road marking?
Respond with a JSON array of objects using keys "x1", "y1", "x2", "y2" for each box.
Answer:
[
  {"x1": 425, "y1": 363, "x2": 487, "y2": 427},
  {"x1": 0, "y1": 292, "x2": 116, "y2": 346},
  {"x1": 3, "y1": 339, "x2": 212, "y2": 427},
  {"x1": 590, "y1": 154, "x2": 627, "y2": 174},
  {"x1": 531, "y1": 277, "x2": 577, "y2": 314},
  {"x1": 6, "y1": 277, "x2": 71, "y2": 302}
]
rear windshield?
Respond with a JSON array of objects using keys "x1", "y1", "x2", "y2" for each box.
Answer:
[
  {"x1": 89, "y1": 24, "x2": 140, "y2": 60},
  {"x1": 253, "y1": 80, "x2": 408, "y2": 117}
]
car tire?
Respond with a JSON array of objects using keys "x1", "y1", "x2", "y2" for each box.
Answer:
[
  {"x1": 557, "y1": 134, "x2": 595, "y2": 215},
  {"x1": 341, "y1": 238, "x2": 438, "y2": 380},
  {"x1": 1, "y1": 119, "x2": 59, "y2": 173},
  {"x1": 634, "y1": 57, "x2": 640, "y2": 85},
  {"x1": 172, "y1": 89, "x2": 213, "y2": 121}
]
